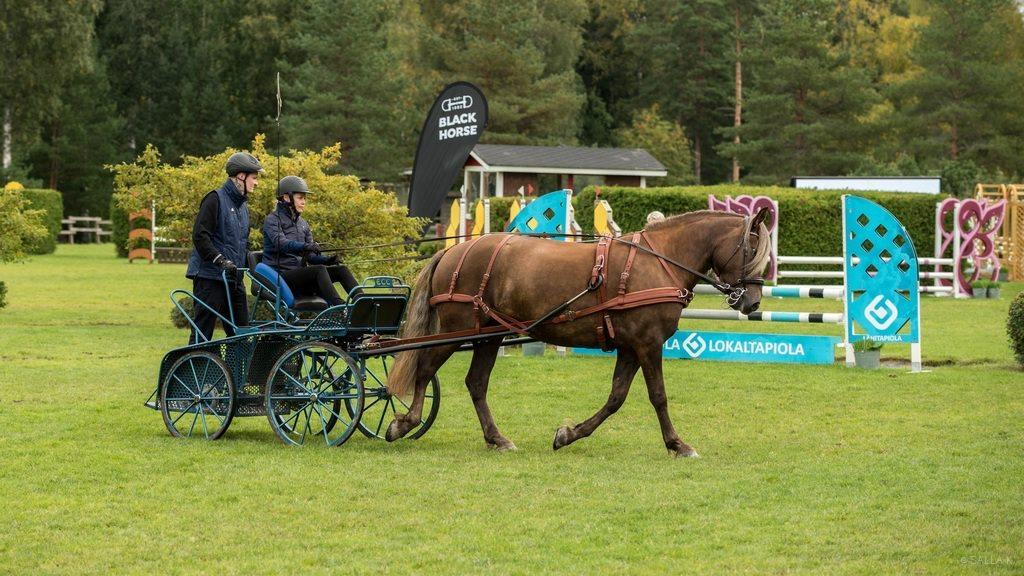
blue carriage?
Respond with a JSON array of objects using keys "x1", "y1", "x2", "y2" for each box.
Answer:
[{"x1": 145, "y1": 252, "x2": 440, "y2": 446}]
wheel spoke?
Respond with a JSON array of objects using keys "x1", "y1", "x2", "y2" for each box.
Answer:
[
  {"x1": 171, "y1": 374, "x2": 199, "y2": 397},
  {"x1": 363, "y1": 366, "x2": 385, "y2": 387},
  {"x1": 200, "y1": 405, "x2": 210, "y2": 438},
  {"x1": 312, "y1": 403, "x2": 330, "y2": 444},
  {"x1": 300, "y1": 404, "x2": 313, "y2": 445},
  {"x1": 202, "y1": 401, "x2": 226, "y2": 427},
  {"x1": 188, "y1": 359, "x2": 201, "y2": 394},
  {"x1": 171, "y1": 400, "x2": 199, "y2": 426},
  {"x1": 187, "y1": 407, "x2": 200, "y2": 436},
  {"x1": 316, "y1": 399, "x2": 350, "y2": 428},
  {"x1": 392, "y1": 394, "x2": 412, "y2": 411},
  {"x1": 375, "y1": 399, "x2": 389, "y2": 435},
  {"x1": 199, "y1": 357, "x2": 211, "y2": 393},
  {"x1": 279, "y1": 368, "x2": 312, "y2": 395},
  {"x1": 279, "y1": 400, "x2": 311, "y2": 431}
]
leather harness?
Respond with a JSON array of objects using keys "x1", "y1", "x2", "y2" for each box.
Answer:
[{"x1": 428, "y1": 232, "x2": 696, "y2": 351}]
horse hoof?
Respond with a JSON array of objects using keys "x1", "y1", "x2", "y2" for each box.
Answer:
[
  {"x1": 486, "y1": 440, "x2": 517, "y2": 452},
  {"x1": 671, "y1": 447, "x2": 700, "y2": 458},
  {"x1": 384, "y1": 419, "x2": 402, "y2": 442},
  {"x1": 552, "y1": 426, "x2": 572, "y2": 451}
]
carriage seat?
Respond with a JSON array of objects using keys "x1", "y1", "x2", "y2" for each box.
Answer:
[
  {"x1": 342, "y1": 278, "x2": 409, "y2": 334},
  {"x1": 247, "y1": 251, "x2": 329, "y2": 312}
]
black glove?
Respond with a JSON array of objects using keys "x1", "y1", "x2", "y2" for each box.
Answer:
[
  {"x1": 303, "y1": 242, "x2": 322, "y2": 254},
  {"x1": 213, "y1": 254, "x2": 237, "y2": 275},
  {"x1": 323, "y1": 254, "x2": 339, "y2": 265}
]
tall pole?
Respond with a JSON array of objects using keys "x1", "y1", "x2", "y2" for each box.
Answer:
[
  {"x1": 275, "y1": 72, "x2": 282, "y2": 184},
  {"x1": 732, "y1": 5, "x2": 743, "y2": 183}
]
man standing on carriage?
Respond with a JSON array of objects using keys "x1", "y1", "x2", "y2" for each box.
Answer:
[
  {"x1": 261, "y1": 175, "x2": 359, "y2": 306},
  {"x1": 185, "y1": 152, "x2": 263, "y2": 344}
]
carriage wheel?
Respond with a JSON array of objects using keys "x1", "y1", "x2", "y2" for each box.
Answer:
[
  {"x1": 265, "y1": 342, "x2": 364, "y2": 447},
  {"x1": 346, "y1": 354, "x2": 440, "y2": 440},
  {"x1": 160, "y1": 351, "x2": 235, "y2": 440}
]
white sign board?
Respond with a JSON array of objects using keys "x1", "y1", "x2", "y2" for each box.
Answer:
[{"x1": 792, "y1": 177, "x2": 941, "y2": 195}]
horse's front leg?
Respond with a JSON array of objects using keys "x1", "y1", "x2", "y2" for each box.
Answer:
[
  {"x1": 553, "y1": 346, "x2": 639, "y2": 450},
  {"x1": 465, "y1": 338, "x2": 517, "y2": 451},
  {"x1": 634, "y1": 340, "x2": 700, "y2": 457},
  {"x1": 638, "y1": 345, "x2": 699, "y2": 458}
]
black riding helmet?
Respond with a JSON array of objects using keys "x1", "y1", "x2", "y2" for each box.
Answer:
[
  {"x1": 276, "y1": 175, "x2": 310, "y2": 199},
  {"x1": 225, "y1": 152, "x2": 264, "y2": 177}
]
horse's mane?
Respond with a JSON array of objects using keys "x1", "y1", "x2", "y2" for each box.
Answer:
[
  {"x1": 645, "y1": 210, "x2": 772, "y2": 276},
  {"x1": 643, "y1": 210, "x2": 742, "y2": 231}
]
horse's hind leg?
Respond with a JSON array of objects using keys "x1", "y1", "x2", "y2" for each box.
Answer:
[
  {"x1": 639, "y1": 347, "x2": 699, "y2": 458},
  {"x1": 465, "y1": 338, "x2": 517, "y2": 451},
  {"x1": 552, "y1": 347, "x2": 640, "y2": 450},
  {"x1": 386, "y1": 343, "x2": 459, "y2": 441}
]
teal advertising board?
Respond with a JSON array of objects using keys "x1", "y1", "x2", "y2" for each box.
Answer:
[{"x1": 574, "y1": 330, "x2": 840, "y2": 365}]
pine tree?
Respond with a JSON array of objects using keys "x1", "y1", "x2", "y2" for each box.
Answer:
[
  {"x1": 0, "y1": 0, "x2": 100, "y2": 175},
  {"x1": 97, "y1": 0, "x2": 294, "y2": 161},
  {"x1": 416, "y1": 0, "x2": 588, "y2": 145},
  {"x1": 283, "y1": 0, "x2": 414, "y2": 182},
  {"x1": 27, "y1": 58, "x2": 128, "y2": 216},
  {"x1": 627, "y1": 0, "x2": 732, "y2": 183},
  {"x1": 895, "y1": 0, "x2": 1024, "y2": 175},
  {"x1": 718, "y1": 0, "x2": 878, "y2": 182},
  {"x1": 577, "y1": 0, "x2": 643, "y2": 147}
]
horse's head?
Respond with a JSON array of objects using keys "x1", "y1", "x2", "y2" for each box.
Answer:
[{"x1": 709, "y1": 208, "x2": 772, "y2": 315}]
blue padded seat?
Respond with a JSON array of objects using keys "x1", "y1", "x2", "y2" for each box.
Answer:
[
  {"x1": 253, "y1": 262, "x2": 296, "y2": 307},
  {"x1": 248, "y1": 251, "x2": 329, "y2": 312}
]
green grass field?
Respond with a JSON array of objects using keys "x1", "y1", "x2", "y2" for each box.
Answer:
[{"x1": 2, "y1": 245, "x2": 1022, "y2": 574}]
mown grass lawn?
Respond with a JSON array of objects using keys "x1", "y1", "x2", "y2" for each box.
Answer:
[{"x1": 1, "y1": 245, "x2": 1022, "y2": 574}]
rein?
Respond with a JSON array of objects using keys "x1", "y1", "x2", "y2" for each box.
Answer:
[{"x1": 329, "y1": 217, "x2": 763, "y2": 299}]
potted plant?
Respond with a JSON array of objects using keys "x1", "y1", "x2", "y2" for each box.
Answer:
[
  {"x1": 522, "y1": 340, "x2": 546, "y2": 356},
  {"x1": 971, "y1": 280, "x2": 988, "y2": 299},
  {"x1": 987, "y1": 280, "x2": 1002, "y2": 299},
  {"x1": 853, "y1": 339, "x2": 883, "y2": 369}
]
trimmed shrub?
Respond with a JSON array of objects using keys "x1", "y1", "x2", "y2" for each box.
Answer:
[
  {"x1": 21, "y1": 189, "x2": 63, "y2": 254},
  {"x1": 489, "y1": 197, "x2": 517, "y2": 232},
  {"x1": 0, "y1": 187, "x2": 46, "y2": 263},
  {"x1": 1008, "y1": 291, "x2": 1024, "y2": 367},
  {"x1": 0, "y1": 281, "x2": 6, "y2": 309},
  {"x1": 110, "y1": 196, "x2": 129, "y2": 257},
  {"x1": 575, "y1": 185, "x2": 941, "y2": 258}
]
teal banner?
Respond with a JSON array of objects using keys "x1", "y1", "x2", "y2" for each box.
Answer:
[{"x1": 574, "y1": 330, "x2": 840, "y2": 365}]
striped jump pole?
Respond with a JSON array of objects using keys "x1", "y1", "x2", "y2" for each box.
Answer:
[
  {"x1": 692, "y1": 283, "x2": 952, "y2": 299},
  {"x1": 680, "y1": 308, "x2": 845, "y2": 324}
]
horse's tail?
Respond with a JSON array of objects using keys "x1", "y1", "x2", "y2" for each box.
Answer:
[{"x1": 388, "y1": 249, "x2": 445, "y2": 397}]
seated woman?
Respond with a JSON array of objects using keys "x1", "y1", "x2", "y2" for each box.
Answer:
[{"x1": 262, "y1": 175, "x2": 359, "y2": 308}]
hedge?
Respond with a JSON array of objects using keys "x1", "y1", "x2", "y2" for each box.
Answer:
[
  {"x1": 21, "y1": 189, "x2": 63, "y2": 254},
  {"x1": 1008, "y1": 291, "x2": 1024, "y2": 368},
  {"x1": 0, "y1": 281, "x2": 6, "y2": 309},
  {"x1": 574, "y1": 185, "x2": 943, "y2": 258}
]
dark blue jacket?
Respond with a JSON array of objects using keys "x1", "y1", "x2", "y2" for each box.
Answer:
[
  {"x1": 262, "y1": 201, "x2": 330, "y2": 272},
  {"x1": 186, "y1": 180, "x2": 249, "y2": 281}
]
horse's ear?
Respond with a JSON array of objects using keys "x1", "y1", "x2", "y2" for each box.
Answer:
[{"x1": 751, "y1": 207, "x2": 771, "y2": 229}]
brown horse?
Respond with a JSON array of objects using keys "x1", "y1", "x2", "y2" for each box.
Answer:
[{"x1": 385, "y1": 208, "x2": 772, "y2": 457}]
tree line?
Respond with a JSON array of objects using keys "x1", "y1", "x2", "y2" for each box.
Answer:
[{"x1": 3, "y1": 0, "x2": 1023, "y2": 216}]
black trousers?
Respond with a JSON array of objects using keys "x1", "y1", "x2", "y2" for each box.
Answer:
[
  {"x1": 279, "y1": 264, "x2": 358, "y2": 307},
  {"x1": 190, "y1": 277, "x2": 248, "y2": 344}
]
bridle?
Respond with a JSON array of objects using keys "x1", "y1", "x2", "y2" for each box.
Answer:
[{"x1": 711, "y1": 215, "x2": 765, "y2": 307}]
